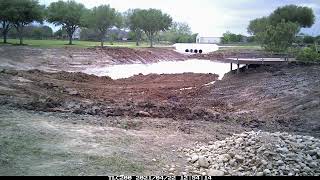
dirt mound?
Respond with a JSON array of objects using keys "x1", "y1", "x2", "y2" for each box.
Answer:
[
  {"x1": 0, "y1": 46, "x2": 187, "y2": 73},
  {"x1": 87, "y1": 47, "x2": 187, "y2": 64},
  {"x1": 0, "y1": 69, "x2": 221, "y2": 121},
  {"x1": 51, "y1": 71, "x2": 113, "y2": 83},
  {"x1": 1, "y1": 63, "x2": 320, "y2": 138}
]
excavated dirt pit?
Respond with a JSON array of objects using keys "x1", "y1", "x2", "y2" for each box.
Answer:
[{"x1": 0, "y1": 46, "x2": 320, "y2": 176}]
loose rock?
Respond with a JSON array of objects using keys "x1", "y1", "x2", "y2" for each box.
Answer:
[
  {"x1": 207, "y1": 169, "x2": 225, "y2": 176},
  {"x1": 183, "y1": 131, "x2": 320, "y2": 176}
]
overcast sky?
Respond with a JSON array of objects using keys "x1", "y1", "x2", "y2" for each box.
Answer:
[{"x1": 40, "y1": 0, "x2": 320, "y2": 36}]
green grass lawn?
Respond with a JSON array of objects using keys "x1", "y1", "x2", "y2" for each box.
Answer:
[
  {"x1": 0, "y1": 38, "x2": 152, "y2": 48},
  {"x1": 219, "y1": 44, "x2": 262, "y2": 51},
  {"x1": 0, "y1": 38, "x2": 261, "y2": 50}
]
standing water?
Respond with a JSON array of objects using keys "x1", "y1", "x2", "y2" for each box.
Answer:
[{"x1": 83, "y1": 59, "x2": 237, "y2": 80}]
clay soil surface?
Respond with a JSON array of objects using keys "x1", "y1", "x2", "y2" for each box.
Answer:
[
  {"x1": 0, "y1": 46, "x2": 320, "y2": 175},
  {"x1": 0, "y1": 46, "x2": 186, "y2": 72}
]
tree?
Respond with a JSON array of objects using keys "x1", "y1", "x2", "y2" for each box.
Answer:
[
  {"x1": 161, "y1": 22, "x2": 194, "y2": 43},
  {"x1": 80, "y1": 28, "x2": 99, "y2": 41},
  {"x1": 83, "y1": 5, "x2": 121, "y2": 47},
  {"x1": 125, "y1": 9, "x2": 144, "y2": 46},
  {"x1": 248, "y1": 5, "x2": 315, "y2": 52},
  {"x1": 256, "y1": 21, "x2": 300, "y2": 52},
  {"x1": 269, "y1": 5, "x2": 315, "y2": 28},
  {"x1": 9, "y1": 0, "x2": 44, "y2": 45},
  {"x1": 303, "y1": 36, "x2": 315, "y2": 44},
  {"x1": 315, "y1": 36, "x2": 320, "y2": 45},
  {"x1": 47, "y1": 0, "x2": 86, "y2": 45},
  {"x1": 30, "y1": 25, "x2": 52, "y2": 39},
  {"x1": 247, "y1": 17, "x2": 269, "y2": 35},
  {"x1": 137, "y1": 9, "x2": 172, "y2": 47},
  {"x1": 0, "y1": 0, "x2": 14, "y2": 43},
  {"x1": 53, "y1": 29, "x2": 67, "y2": 39},
  {"x1": 221, "y1": 31, "x2": 243, "y2": 44}
]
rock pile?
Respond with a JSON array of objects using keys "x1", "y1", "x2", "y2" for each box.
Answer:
[{"x1": 184, "y1": 131, "x2": 320, "y2": 176}]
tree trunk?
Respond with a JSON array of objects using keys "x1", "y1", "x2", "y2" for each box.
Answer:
[
  {"x1": 2, "y1": 22, "x2": 8, "y2": 43},
  {"x1": 3, "y1": 31, "x2": 7, "y2": 44},
  {"x1": 17, "y1": 25, "x2": 24, "y2": 45},
  {"x1": 150, "y1": 37, "x2": 153, "y2": 48},
  {"x1": 68, "y1": 34, "x2": 73, "y2": 45},
  {"x1": 135, "y1": 31, "x2": 140, "y2": 46},
  {"x1": 100, "y1": 31, "x2": 105, "y2": 48},
  {"x1": 149, "y1": 33, "x2": 154, "y2": 48},
  {"x1": 19, "y1": 33, "x2": 23, "y2": 45}
]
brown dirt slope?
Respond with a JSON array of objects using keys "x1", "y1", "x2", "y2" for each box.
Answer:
[
  {"x1": 0, "y1": 63, "x2": 320, "y2": 137},
  {"x1": 0, "y1": 46, "x2": 187, "y2": 72}
]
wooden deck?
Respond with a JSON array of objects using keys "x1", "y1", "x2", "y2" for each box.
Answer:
[
  {"x1": 226, "y1": 57, "x2": 296, "y2": 73},
  {"x1": 226, "y1": 57, "x2": 296, "y2": 65}
]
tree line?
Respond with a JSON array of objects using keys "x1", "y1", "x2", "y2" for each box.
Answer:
[{"x1": 0, "y1": 0, "x2": 196, "y2": 47}]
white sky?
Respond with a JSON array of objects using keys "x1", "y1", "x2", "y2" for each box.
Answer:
[{"x1": 40, "y1": 0, "x2": 320, "y2": 36}]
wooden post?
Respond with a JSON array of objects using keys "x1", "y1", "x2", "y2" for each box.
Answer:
[
  {"x1": 237, "y1": 63, "x2": 240, "y2": 74},
  {"x1": 230, "y1": 63, "x2": 233, "y2": 71},
  {"x1": 237, "y1": 56, "x2": 240, "y2": 74}
]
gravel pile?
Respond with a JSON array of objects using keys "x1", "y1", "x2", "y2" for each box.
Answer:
[{"x1": 184, "y1": 131, "x2": 320, "y2": 176}]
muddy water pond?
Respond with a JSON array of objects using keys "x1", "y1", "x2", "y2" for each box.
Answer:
[{"x1": 84, "y1": 59, "x2": 237, "y2": 80}]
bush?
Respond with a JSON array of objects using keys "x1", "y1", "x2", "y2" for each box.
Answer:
[
  {"x1": 296, "y1": 47, "x2": 320, "y2": 62},
  {"x1": 303, "y1": 36, "x2": 315, "y2": 44},
  {"x1": 257, "y1": 21, "x2": 300, "y2": 52}
]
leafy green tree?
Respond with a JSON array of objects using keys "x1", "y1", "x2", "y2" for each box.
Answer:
[
  {"x1": 137, "y1": 9, "x2": 172, "y2": 47},
  {"x1": 248, "y1": 17, "x2": 269, "y2": 35},
  {"x1": 108, "y1": 32, "x2": 118, "y2": 45},
  {"x1": 47, "y1": 0, "x2": 86, "y2": 45},
  {"x1": 269, "y1": 5, "x2": 315, "y2": 28},
  {"x1": 161, "y1": 22, "x2": 194, "y2": 43},
  {"x1": 80, "y1": 28, "x2": 99, "y2": 41},
  {"x1": 171, "y1": 22, "x2": 192, "y2": 35},
  {"x1": 315, "y1": 36, "x2": 320, "y2": 45},
  {"x1": 125, "y1": 9, "x2": 144, "y2": 46},
  {"x1": 8, "y1": 0, "x2": 44, "y2": 45},
  {"x1": 0, "y1": 0, "x2": 14, "y2": 43},
  {"x1": 248, "y1": 5, "x2": 315, "y2": 52},
  {"x1": 31, "y1": 26, "x2": 52, "y2": 39},
  {"x1": 82, "y1": 5, "x2": 122, "y2": 47},
  {"x1": 221, "y1": 31, "x2": 243, "y2": 44},
  {"x1": 303, "y1": 36, "x2": 315, "y2": 44},
  {"x1": 256, "y1": 21, "x2": 300, "y2": 52},
  {"x1": 53, "y1": 29, "x2": 67, "y2": 39},
  {"x1": 297, "y1": 47, "x2": 320, "y2": 62}
]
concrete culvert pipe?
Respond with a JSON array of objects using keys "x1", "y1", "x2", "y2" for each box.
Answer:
[
  {"x1": 190, "y1": 49, "x2": 193, "y2": 53},
  {"x1": 194, "y1": 49, "x2": 198, "y2": 53},
  {"x1": 199, "y1": 50, "x2": 203, "y2": 54},
  {"x1": 185, "y1": 49, "x2": 189, "y2": 53}
]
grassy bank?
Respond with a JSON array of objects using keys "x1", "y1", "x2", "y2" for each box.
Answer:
[
  {"x1": 219, "y1": 43, "x2": 262, "y2": 51},
  {"x1": 0, "y1": 39, "x2": 152, "y2": 48},
  {"x1": 0, "y1": 39, "x2": 262, "y2": 50}
]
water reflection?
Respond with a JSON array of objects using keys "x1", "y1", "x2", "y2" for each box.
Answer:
[{"x1": 84, "y1": 59, "x2": 236, "y2": 80}]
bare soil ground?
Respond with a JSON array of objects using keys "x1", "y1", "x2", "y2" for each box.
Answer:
[
  {"x1": 0, "y1": 46, "x2": 320, "y2": 175},
  {"x1": 0, "y1": 106, "x2": 250, "y2": 176},
  {"x1": 0, "y1": 46, "x2": 186, "y2": 72}
]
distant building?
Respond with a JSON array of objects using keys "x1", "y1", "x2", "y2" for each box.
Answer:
[
  {"x1": 73, "y1": 28, "x2": 81, "y2": 40},
  {"x1": 108, "y1": 28, "x2": 129, "y2": 41},
  {"x1": 196, "y1": 34, "x2": 221, "y2": 44}
]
